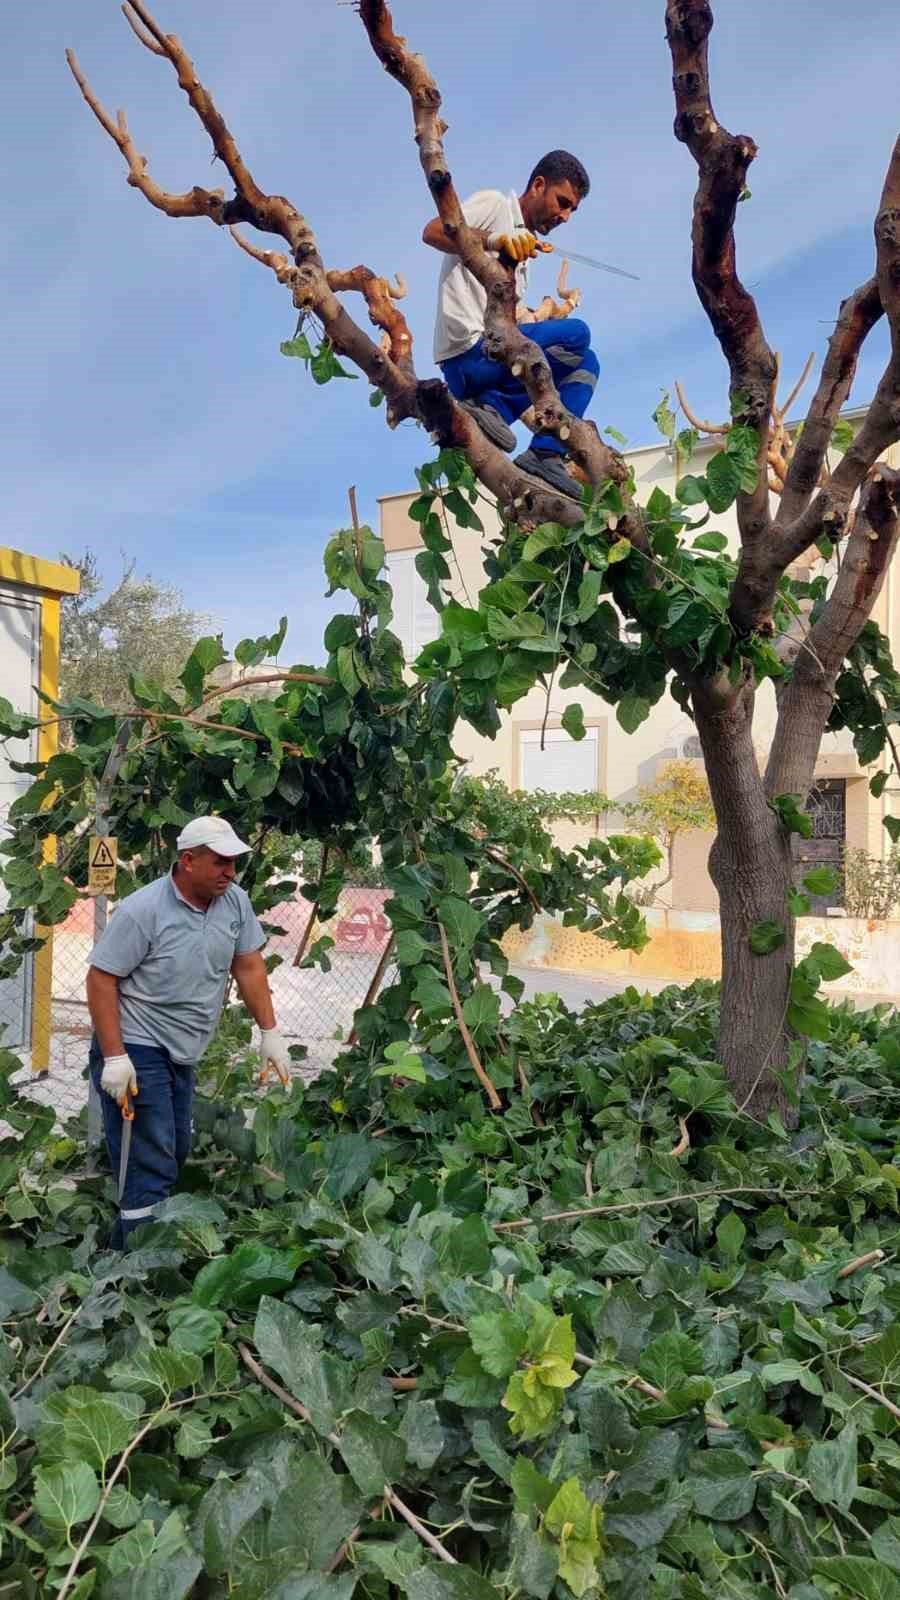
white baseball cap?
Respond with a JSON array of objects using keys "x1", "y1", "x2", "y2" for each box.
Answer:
[{"x1": 175, "y1": 816, "x2": 251, "y2": 856}]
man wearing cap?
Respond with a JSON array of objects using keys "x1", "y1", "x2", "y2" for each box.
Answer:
[{"x1": 86, "y1": 815, "x2": 292, "y2": 1247}]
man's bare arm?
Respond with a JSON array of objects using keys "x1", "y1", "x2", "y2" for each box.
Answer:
[
  {"x1": 86, "y1": 968, "x2": 126, "y2": 1057},
  {"x1": 230, "y1": 950, "x2": 277, "y2": 1030},
  {"x1": 422, "y1": 216, "x2": 490, "y2": 256}
]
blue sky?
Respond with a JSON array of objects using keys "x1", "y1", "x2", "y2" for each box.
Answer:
[{"x1": 3, "y1": 1, "x2": 896, "y2": 657}]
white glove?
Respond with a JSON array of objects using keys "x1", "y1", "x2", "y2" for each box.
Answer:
[
  {"x1": 100, "y1": 1054, "x2": 137, "y2": 1102},
  {"x1": 258, "y1": 1027, "x2": 291, "y2": 1087}
]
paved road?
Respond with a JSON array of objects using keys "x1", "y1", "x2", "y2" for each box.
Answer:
[{"x1": 506, "y1": 964, "x2": 672, "y2": 1009}]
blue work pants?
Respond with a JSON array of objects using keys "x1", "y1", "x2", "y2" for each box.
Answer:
[
  {"x1": 441, "y1": 317, "x2": 599, "y2": 455},
  {"x1": 89, "y1": 1039, "x2": 194, "y2": 1248}
]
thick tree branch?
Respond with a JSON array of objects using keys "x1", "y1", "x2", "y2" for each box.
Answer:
[
  {"x1": 229, "y1": 228, "x2": 415, "y2": 378},
  {"x1": 357, "y1": 0, "x2": 628, "y2": 492},
  {"x1": 779, "y1": 279, "x2": 883, "y2": 525},
  {"x1": 665, "y1": 0, "x2": 777, "y2": 547},
  {"x1": 801, "y1": 468, "x2": 900, "y2": 681},
  {"x1": 767, "y1": 467, "x2": 900, "y2": 797}
]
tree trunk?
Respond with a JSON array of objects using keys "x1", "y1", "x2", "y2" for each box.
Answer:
[{"x1": 693, "y1": 683, "x2": 796, "y2": 1121}]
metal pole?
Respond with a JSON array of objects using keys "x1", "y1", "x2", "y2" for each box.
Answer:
[{"x1": 87, "y1": 721, "x2": 131, "y2": 1147}]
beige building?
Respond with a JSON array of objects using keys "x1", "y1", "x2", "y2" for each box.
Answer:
[{"x1": 381, "y1": 416, "x2": 900, "y2": 913}]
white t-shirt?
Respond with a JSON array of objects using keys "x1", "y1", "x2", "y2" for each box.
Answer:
[{"x1": 433, "y1": 189, "x2": 531, "y2": 363}]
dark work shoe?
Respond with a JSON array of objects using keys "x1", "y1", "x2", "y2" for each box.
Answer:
[
  {"x1": 514, "y1": 447, "x2": 584, "y2": 502},
  {"x1": 459, "y1": 399, "x2": 516, "y2": 452}
]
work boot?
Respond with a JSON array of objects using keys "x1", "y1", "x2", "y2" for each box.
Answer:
[
  {"x1": 458, "y1": 399, "x2": 516, "y2": 453},
  {"x1": 514, "y1": 447, "x2": 584, "y2": 502}
]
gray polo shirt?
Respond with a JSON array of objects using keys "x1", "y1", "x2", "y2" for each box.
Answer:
[{"x1": 88, "y1": 869, "x2": 265, "y2": 1065}]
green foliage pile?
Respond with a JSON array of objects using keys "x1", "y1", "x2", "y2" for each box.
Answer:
[{"x1": 1, "y1": 984, "x2": 900, "y2": 1597}]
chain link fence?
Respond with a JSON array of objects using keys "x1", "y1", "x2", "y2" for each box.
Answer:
[{"x1": 0, "y1": 882, "x2": 397, "y2": 1125}]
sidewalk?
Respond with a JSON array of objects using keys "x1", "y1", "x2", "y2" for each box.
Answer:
[{"x1": 506, "y1": 963, "x2": 898, "y2": 1014}]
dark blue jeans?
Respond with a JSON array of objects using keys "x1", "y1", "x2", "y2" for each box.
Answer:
[
  {"x1": 440, "y1": 317, "x2": 600, "y2": 455},
  {"x1": 89, "y1": 1039, "x2": 194, "y2": 1248}
]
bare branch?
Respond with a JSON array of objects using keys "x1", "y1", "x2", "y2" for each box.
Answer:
[
  {"x1": 775, "y1": 350, "x2": 815, "y2": 426},
  {"x1": 674, "y1": 380, "x2": 728, "y2": 435},
  {"x1": 357, "y1": 0, "x2": 627, "y2": 491},
  {"x1": 437, "y1": 920, "x2": 502, "y2": 1111},
  {"x1": 65, "y1": 50, "x2": 227, "y2": 222},
  {"x1": 121, "y1": 2, "x2": 165, "y2": 54},
  {"x1": 665, "y1": 0, "x2": 777, "y2": 545}
]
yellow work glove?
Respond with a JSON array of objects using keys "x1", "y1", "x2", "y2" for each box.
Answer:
[{"x1": 489, "y1": 230, "x2": 538, "y2": 264}]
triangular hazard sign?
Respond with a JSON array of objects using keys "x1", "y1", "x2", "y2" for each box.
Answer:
[{"x1": 91, "y1": 838, "x2": 115, "y2": 868}]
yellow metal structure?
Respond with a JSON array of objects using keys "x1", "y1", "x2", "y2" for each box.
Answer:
[{"x1": 0, "y1": 550, "x2": 80, "y2": 1072}]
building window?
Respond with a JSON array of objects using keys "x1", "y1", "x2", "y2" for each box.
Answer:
[
  {"x1": 518, "y1": 724, "x2": 602, "y2": 795},
  {"x1": 385, "y1": 550, "x2": 443, "y2": 657}
]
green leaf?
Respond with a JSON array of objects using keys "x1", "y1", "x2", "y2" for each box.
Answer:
[
  {"x1": 34, "y1": 1460, "x2": 100, "y2": 1534},
  {"x1": 760, "y1": 1358, "x2": 824, "y2": 1395},
  {"x1": 802, "y1": 866, "x2": 838, "y2": 896},
  {"x1": 373, "y1": 1052, "x2": 427, "y2": 1084},
  {"x1": 437, "y1": 895, "x2": 482, "y2": 950},
  {"x1": 705, "y1": 450, "x2": 743, "y2": 512},
  {"x1": 639, "y1": 1330, "x2": 704, "y2": 1393},
  {"x1": 280, "y1": 332, "x2": 312, "y2": 361},
  {"x1": 544, "y1": 1477, "x2": 603, "y2": 1598},
  {"x1": 770, "y1": 793, "x2": 813, "y2": 839},
  {"x1": 444, "y1": 1349, "x2": 505, "y2": 1408},
  {"x1": 310, "y1": 340, "x2": 358, "y2": 384},
  {"x1": 690, "y1": 1449, "x2": 756, "y2": 1521},
  {"x1": 399, "y1": 1399, "x2": 445, "y2": 1470},
  {"x1": 510, "y1": 1455, "x2": 556, "y2": 1516},
  {"x1": 339, "y1": 1409, "x2": 407, "y2": 1496},
  {"x1": 561, "y1": 703, "x2": 586, "y2": 742},
  {"x1": 57, "y1": 1391, "x2": 139, "y2": 1472},
  {"x1": 462, "y1": 983, "x2": 501, "y2": 1038},
  {"x1": 167, "y1": 1305, "x2": 224, "y2": 1356},
  {"x1": 192, "y1": 1243, "x2": 302, "y2": 1309},
  {"x1": 174, "y1": 1413, "x2": 215, "y2": 1459},
  {"x1": 266, "y1": 1454, "x2": 363, "y2": 1575},
  {"x1": 395, "y1": 929, "x2": 430, "y2": 967},
  {"x1": 616, "y1": 694, "x2": 651, "y2": 734},
  {"x1": 750, "y1": 919, "x2": 785, "y2": 955},
  {"x1": 254, "y1": 1295, "x2": 352, "y2": 1435},
  {"x1": 652, "y1": 392, "x2": 676, "y2": 442},
  {"x1": 692, "y1": 531, "x2": 729, "y2": 552},
  {"x1": 806, "y1": 940, "x2": 853, "y2": 982},
  {"x1": 369, "y1": 387, "x2": 385, "y2": 407},
  {"x1": 400, "y1": 1566, "x2": 503, "y2": 1600},
  {"x1": 811, "y1": 1557, "x2": 900, "y2": 1600},
  {"x1": 885, "y1": 815, "x2": 900, "y2": 844},
  {"x1": 675, "y1": 474, "x2": 707, "y2": 506},
  {"x1": 607, "y1": 536, "x2": 632, "y2": 564},
  {"x1": 830, "y1": 418, "x2": 855, "y2": 455},
  {"x1": 716, "y1": 1210, "x2": 746, "y2": 1261},
  {"x1": 807, "y1": 1421, "x2": 858, "y2": 1512},
  {"x1": 468, "y1": 1310, "x2": 529, "y2": 1378}
]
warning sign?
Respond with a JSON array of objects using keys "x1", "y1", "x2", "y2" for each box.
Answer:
[{"x1": 88, "y1": 835, "x2": 118, "y2": 896}]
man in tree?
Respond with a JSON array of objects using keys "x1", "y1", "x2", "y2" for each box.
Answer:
[
  {"x1": 423, "y1": 150, "x2": 599, "y2": 501},
  {"x1": 86, "y1": 816, "x2": 292, "y2": 1247}
]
